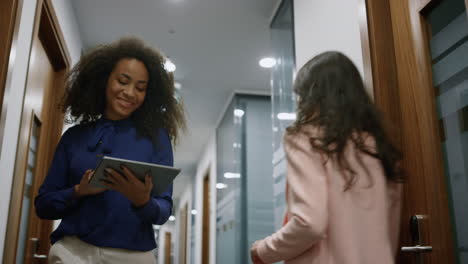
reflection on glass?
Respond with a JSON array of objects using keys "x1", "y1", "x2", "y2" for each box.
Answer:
[
  {"x1": 16, "y1": 120, "x2": 40, "y2": 264},
  {"x1": 270, "y1": 0, "x2": 295, "y2": 230},
  {"x1": 428, "y1": 0, "x2": 468, "y2": 263},
  {"x1": 216, "y1": 97, "x2": 243, "y2": 264},
  {"x1": 216, "y1": 95, "x2": 274, "y2": 264}
]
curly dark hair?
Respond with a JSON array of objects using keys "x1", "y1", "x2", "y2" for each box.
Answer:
[
  {"x1": 61, "y1": 37, "x2": 186, "y2": 145},
  {"x1": 288, "y1": 51, "x2": 402, "y2": 190}
]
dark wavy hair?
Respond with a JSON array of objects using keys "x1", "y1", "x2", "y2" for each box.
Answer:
[
  {"x1": 61, "y1": 37, "x2": 186, "y2": 145},
  {"x1": 287, "y1": 51, "x2": 402, "y2": 189}
]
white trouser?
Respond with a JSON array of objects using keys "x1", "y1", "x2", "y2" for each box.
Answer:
[{"x1": 48, "y1": 236, "x2": 156, "y2": 264}]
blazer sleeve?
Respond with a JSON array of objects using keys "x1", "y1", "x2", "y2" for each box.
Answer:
[{"x1": 256, "y1": 132, "x2": 328, "y2": 263}]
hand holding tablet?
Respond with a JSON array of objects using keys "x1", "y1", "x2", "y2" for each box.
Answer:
[{"x1": 89, "y1": 156, "x2": 181, "y2": 195}]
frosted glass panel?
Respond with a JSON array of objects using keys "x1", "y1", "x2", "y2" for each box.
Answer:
[
  {"x1": 16, "y1": 119, "x2": 40, "y2": 264},
  {"x1": 428, "y1": 1, "x2": 468, "y2": 262},
  {"x1": 216, "y1": 98, "x2": 243, "y2": 264},
  {"x1": 243, "y1": 97, "x2": 274, "y2": 257},
  {"x1": 270, "y1": 0, "x2": 295, "y2": 230},
  {"x1": 216, "y1": 95, "x2": 273, "y2": 264}
]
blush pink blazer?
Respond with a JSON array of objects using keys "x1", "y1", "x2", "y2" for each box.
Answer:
[{"x1": 256, "y1": 127, "x2": 402, "y2": 264}]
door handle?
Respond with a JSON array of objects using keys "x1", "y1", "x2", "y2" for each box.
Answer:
[
  {"x1": 401, "y1": 215, "x2": 432, "y2": 254},
  {"x1": 401, "y1": 246, "x2": 433, "y2": 253},
  {"x1": 30, "y1": 237, "x2": 48, "y2": 260},
  {"x1": 33, "y1": 254, "x2": 48, "y2": 259}
]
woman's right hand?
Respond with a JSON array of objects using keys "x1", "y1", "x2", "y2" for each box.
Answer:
[{"x1": 73, "y1": 169, "x2": 106, "y2": 198}]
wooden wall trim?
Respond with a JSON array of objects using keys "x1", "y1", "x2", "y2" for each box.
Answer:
[
  {"x1": 0, "y1": 0, "x2": 23, "y2": 152},
  {"x1": 41, "y1": 0, "x2": 71, "y2": 69},
  {"x1": 202, "y1": 174, "x2": 210, "y2": 264},
  {"x1": 0, "y1": 0, "x2": 19, "y2": 116}
]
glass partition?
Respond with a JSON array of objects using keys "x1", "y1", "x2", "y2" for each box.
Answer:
[
  {"x1": 216, "y1": 94, "x2": 274, "y2": 264},
  {"x1": 428, "y1": 1, "x2": 468, "y2": 262},
  {"x1": 270, "y1": 0, "x2": 296, "y2": 229}
]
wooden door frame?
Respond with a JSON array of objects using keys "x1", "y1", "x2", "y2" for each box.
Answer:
[
  {"x1": 0, "y1": 0, "x2": 23, "y2": 151},
  {"x1": 360, "y1": 0, "x2": 458, "y2": 262},
  {"x1": 0, "y1": 0, "x2": 19, "y2": 110},
  {"x1": 179, "y1": 203, "x2": 188, "y2": 264},
  {"x1": 164, "y1": 232, "x2": 172, "y2": 264},
  {"x1": 2, "y1": 0, "x2": 70, "y2": 263},
  {"x1": 201, "y1": 172, "x2": 210, "y2": 264}
]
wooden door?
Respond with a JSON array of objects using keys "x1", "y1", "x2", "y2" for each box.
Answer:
[
  {"x1": 3, "y1": 0, "x2": 70, "y2": 263},
  {"x1": 202, "y1": 174, "x2": 210, "y2": 264},
  {"x1": 164, "y1": 232, "x2": 172, "y2": 264},
  {"x1": 365, "y1": 0, "x2": 468, "y2": 263},
  {"x1": 178, "y1": 203, "x2": 188, "y2": 264}
]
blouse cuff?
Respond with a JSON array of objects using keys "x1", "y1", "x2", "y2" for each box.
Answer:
[
  {"x1": 62, "y1": 187, "x2": 80, "y2": 208},
  {"x1": 132, "y1": 198, "x2": 160, "y2": 223},
  {"x1": 256, "y1": 238, "x2": 279, "y2": 264}
]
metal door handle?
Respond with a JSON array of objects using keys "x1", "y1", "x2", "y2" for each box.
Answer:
[
  {"x1": 33, "y1": 253, "x2": 48, "y2": 259},
  {"x1": 401, "y1": 215, "x2": 433, "y2": 255},
  {"x1": 30, "y1": 237, "x2": 47, "y2": 260},
  {"x1": 401, "y1": 246, "x2": 433, "y2": 253}
]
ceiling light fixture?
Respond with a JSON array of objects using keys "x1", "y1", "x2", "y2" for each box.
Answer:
[
  {"x1": 174, "y1": 82, "x2": 182, "y2": 90},
  {"x1": 234, "y1": 109, "x2": 245, "y2": 117},
  {"x1": 164, "y1": 59, "x2": 176, "y2": 72},
  {"x1": 169, "y1": 215, "x2": 176, "y2": 221},
  {"x1": 259, "y1": 57, "x2": 277, "y2": 68}
]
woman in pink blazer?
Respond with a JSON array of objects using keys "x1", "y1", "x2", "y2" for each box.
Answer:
[{"x1": 250, "y1": 52, "x2": 403, "y2": 264}]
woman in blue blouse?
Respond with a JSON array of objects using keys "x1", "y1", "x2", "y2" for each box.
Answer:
[{"x1": 35, "y1": 37, "x2": 185, "y2": 264}]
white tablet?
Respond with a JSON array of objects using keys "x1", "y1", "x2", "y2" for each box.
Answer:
[{"x1": 89, "y1": 156, "x2": 181, "y2": 195}]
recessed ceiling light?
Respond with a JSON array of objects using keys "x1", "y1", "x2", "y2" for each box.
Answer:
[
  {"x1": 164, "y1": 59, "x2": 176, "y2": 72},
  {"x1": 169, "y1": 215, "x2": 176, "y2": 221},
  {"x1": 259, "y1": 57, "x2": 277, "y2": 68},
  {"x1": 191, "y1": 210, "x2": 197, "y2": 215},
  {"x1": 234, "y1": 109, "x2": 245, "y2": 117}
]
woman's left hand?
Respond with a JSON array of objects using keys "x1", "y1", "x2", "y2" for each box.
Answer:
[
  {"x1": 250, "y1": 240, "x2": 265, "y2": 264},
  {"x1": 102, "y1": 166, "x2": 153, "y2": 207}
]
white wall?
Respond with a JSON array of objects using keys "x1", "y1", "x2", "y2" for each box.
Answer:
[
  {"x1": 51, "y1": 0, "x2": 83, "y2": 65},
  {"x1": 293, "y1": 0, "x2": 365, "y2": 75},
  {"x1": 0, "y1": 0, "x2": 83, "y2": 260}
]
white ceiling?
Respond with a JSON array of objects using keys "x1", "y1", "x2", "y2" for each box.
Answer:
[{"x1": 71, "y1": 0, "x2": 280, "y2": 198}]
